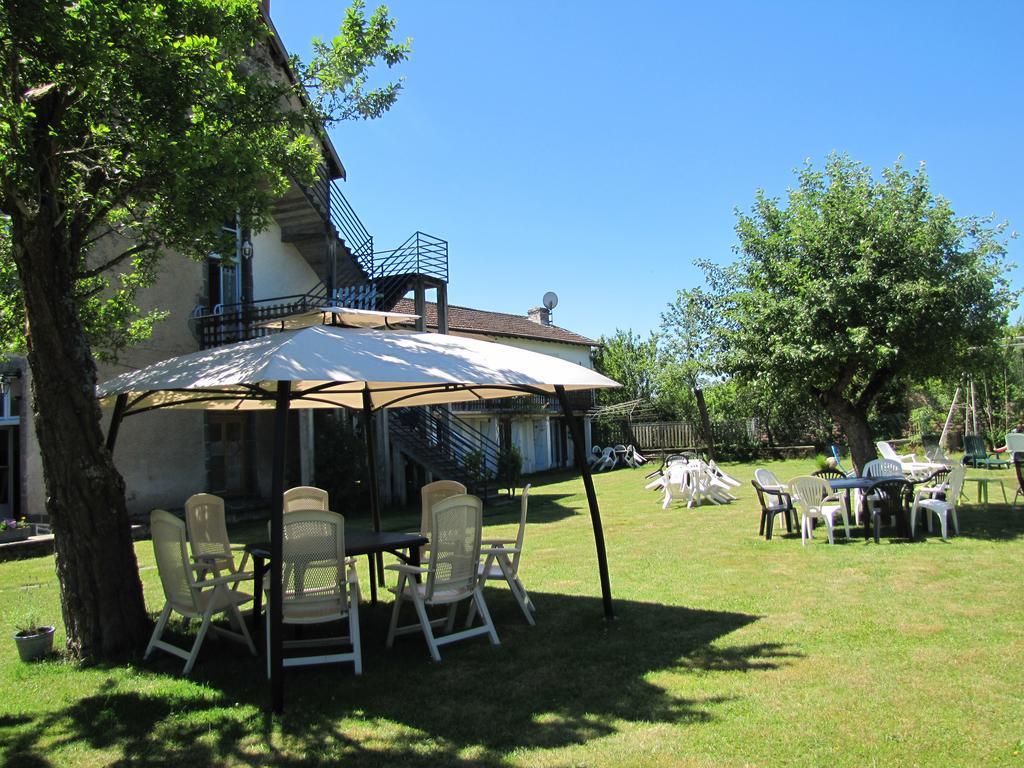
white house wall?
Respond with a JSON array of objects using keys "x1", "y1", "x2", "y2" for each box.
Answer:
[
  {"x1": 449, "y1": 332, "x2": 593, "y2": 368},
  {"x1": 251, "y1": 222, "x2": 323, "y2": 300}
]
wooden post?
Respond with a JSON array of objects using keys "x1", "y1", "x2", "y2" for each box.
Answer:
[
  {"x1": 270, "y1": 382, "x2": 291, "y2": 714},
  {"x1": 555, "y1": 385, "x2": 614, "y2": 619}
]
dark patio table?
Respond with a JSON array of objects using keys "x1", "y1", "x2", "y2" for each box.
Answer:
[
  {"x1": 246, "y1": 529, "x2": 428, "y2": 629},
  {"x1": 828, "y1": 476, "x2": 915, "y2": 540}
]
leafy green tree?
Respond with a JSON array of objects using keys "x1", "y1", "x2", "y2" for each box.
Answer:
[
  {"x1": 0, "y1": 0, "x2": 408, "y2": 659},
  {"x1": 592, "y1": 329, "x2": 660, "y2": 406},
  {"x1": 659, "y1": 287, "x2": 721, "y2": 458},
  {"x1": 705, "y1": 154, "x2": 1015, "y2": 472}
]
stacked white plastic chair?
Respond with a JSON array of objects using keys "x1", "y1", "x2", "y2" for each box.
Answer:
[
  {"x1": 654, "y1": 456, "x2": 737, "y2": 508},
  {"x1": 590, "y1": 446, "x2": 617, "y2": 472},
  {"x1": 386, "y1": 494, "x2": 500, "y2": 661},
  {"x1": 788, "y1": 476, "x2": 851, "y2": 546},
  {"x1": 146, "y1": 509, "x2": 256, "y2": 674},
  {"x1": 661, "y1": 462, "x2": 697, "y2": 508}
]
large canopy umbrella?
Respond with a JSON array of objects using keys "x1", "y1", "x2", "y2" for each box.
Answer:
[{"x1": 97, "y1": 309, "x2": 619, "y2": 712}]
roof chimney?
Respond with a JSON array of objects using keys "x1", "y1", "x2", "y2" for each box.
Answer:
[{"x1": 527, "y1": 306, "x2": 551, "y2": 326}]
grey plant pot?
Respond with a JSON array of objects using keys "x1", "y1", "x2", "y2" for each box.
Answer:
[{"x1": 14, "y1": 626, "x2": 55, "y2": 662}]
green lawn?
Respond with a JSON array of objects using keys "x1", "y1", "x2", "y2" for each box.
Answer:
[{"x1": 2, "y1": 459, "x2": 1023, "y2": 767}]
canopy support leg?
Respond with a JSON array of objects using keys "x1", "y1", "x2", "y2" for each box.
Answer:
[
  {"x1": 555, "y1": 385, "x2": 614, "y2": 620},
  {"x1": 105, "y1": 394, "x2": 128, "y2": 453},
  {"x1": 362, "y1": 389, "x2": 384, "y2": 586},
  {"x1": 270, "y1": 382, "x2": 291, "y2": 714}
]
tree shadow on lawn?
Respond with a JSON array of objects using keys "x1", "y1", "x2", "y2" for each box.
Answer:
[
  {"x1": 948, "y1": 503, "x2": 1024, "y2": 542},
  {"x1": 232, "y1": 490, "x2": 581, "y2": 544},
  {"x1": 1, "y1": 594, "x2": 801, "y2": 767}
]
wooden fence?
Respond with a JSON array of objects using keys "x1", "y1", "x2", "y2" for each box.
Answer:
[{"x1": 596, "y1": 419, "x2": 758, "y2": 452}]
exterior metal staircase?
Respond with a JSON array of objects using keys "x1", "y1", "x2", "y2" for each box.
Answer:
[
  {"x1": 335, "y1": 230, "x2": 449, "y2": 312},
  {"x1": 270, "y1": 166, "x2": 374, "y2": 290},
  {"x1": 388, "y1": 407, "x2": 502, "y2": 500}
]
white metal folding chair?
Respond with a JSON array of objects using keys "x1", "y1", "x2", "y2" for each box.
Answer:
[
  {"x1": 145, "y1": 509, "x2": 256, "y2": 674},
  {"x1": 385, "y1": 494, "x2": 499, "y2": 661},
  {"x1": 266, "y1": 509, "x2": 361, "y2": 676}
]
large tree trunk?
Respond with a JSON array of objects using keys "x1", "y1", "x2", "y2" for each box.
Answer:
[
  {"x1": 12, "y1": 215, "x2": 149, "y2": 660},
  {"x1": 694, "y1": 387, "x2": 716, "y2": 461},
  {"x1": 819, "y1": 390, "x2": 875, "y2": 474}
]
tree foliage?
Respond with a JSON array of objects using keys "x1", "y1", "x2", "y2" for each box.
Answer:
[
  {"x1": 0, "y1": 0, "x2": 409, "y2": 659},
  {"x1": 592, "y1": 329, "x2": 660, "y2": 406},
  {"x1": 703, "y1": 153, "x2": 1016, "y2": 470}
]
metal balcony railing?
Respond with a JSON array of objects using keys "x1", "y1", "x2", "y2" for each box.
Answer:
[{"x1": 191, "y1": 284, "x2": 328, "y2": 348}]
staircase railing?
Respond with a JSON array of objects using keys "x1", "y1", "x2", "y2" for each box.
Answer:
[
  {"x1": 304, "y1": 167, "x2": 375, "y2": 278},
  {"x1": 328, "y1": 180, "x2": 374, "y2": 276},
  {"x1": 447, "y1": 410, "x2": 503, "y2": 475},
  {"x1": 373, "y1": 231, "x2": 448, "y2": 282},
  {"x1": 388, "y1": 406, "x2": 501, "y2": 497}
]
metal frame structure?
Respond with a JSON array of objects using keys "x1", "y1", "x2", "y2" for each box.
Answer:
[{"x1": 102, "y1": 328, "x2": 614, "y2": 714}]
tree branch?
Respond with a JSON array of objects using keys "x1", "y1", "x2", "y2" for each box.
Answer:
[
  {"x1": 76, "y1": 242, "x2": 152, "y2": 281},
  {"x1": 856, "y1": 363, "x2": 899, "y2": 411}
]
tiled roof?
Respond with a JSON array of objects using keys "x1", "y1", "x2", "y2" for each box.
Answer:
[{"x1": 391, "y1": 299, "x2": 597, "y2": 347}]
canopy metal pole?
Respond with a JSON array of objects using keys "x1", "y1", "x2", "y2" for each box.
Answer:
[
  {"x1": 104, "y1": 393, "x2": 128, "y2": 453},
  {"x1": 270, "y1": 381, "x2": 291, "y2": 714},
  {"x1": 555, "y1": 385, "x2": 614, "y2": 620},
  {"x1": 362, "y1": 388, "x2": 384, "y2": 586}
]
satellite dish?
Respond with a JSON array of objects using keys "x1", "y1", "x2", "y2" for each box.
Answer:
[{"x1": 542, "y1": 291, "x2": 559, "y2": 310}]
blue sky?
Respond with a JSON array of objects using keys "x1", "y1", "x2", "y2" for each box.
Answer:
[{"x1": 273, "y1": 1, "x2": 1023, "y2": 341}]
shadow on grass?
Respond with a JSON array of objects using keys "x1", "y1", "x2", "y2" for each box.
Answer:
[
  {"x1": 949, "y1": 503, "x2": 1024, "y2": 541},
  {"x1": 0, "y1": 594, "x2": 800, "y2": 767}
]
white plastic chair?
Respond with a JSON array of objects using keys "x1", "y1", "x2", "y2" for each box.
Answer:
[
  {"x1": 788, "y1": 476, "x2": 851, "y2": 546},
  {"x1": 385, "y1": 494, "x2": 499, "y2": 661},
  {"x1": 910, "y1": 464, "x2": 966, "y2": 540},
  {"x1": 876, "y1": 441, "x2": 916, "y2": 464},
  {"x1": 184, "y1": 493, "x2": 251, "y2": 587},
  {"x1": 420, "y1": 480, "x2": 467, "y2": 560},
  {"x1": 875, "y1": 442, "x2": 946, "y2": 476},
  {"x1": 591, "y1": 446, "x2": 617, "y2": 472},
  {"x1": 283, "y1": 486, "x2": 329, "y2": 514},
  {"x1": 864, "y1": 458, "x2": 902, "y2": 478},
  {"x1": 471, "y1": 484, "x2": 535, "y2": 625},
  {"x1": 145, "y1": 509, "x2": 256, "y2": 674},
  {"x1": 661, "y1": 463, "x2": 695, "y2": 508},
  {"x1": 625, "y1": 445, "x2": 648, "y2": 467},
  {"x1": 266, "y1": 509, "x2": 361, "y2": 675}
]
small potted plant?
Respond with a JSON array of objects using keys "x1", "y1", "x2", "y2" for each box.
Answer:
[
  {"x1": 13, "y1": 615, "x2": 56, "y2": 662},
  {"x1": 0, "y1": 517, "x2": 30, "y2": 544}
]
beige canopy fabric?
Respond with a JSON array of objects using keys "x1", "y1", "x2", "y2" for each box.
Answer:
[
  {"x1": 97, "y1": 324, "x2": 618, "y2": 413},
  {"x1": 99, "y1": 318, "x2": 619, "y2": 713}
]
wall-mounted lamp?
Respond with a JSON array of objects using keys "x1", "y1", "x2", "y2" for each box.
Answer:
[
  {"x1": 241, "y1": 239, "x2": 254, "y2": 260},
  {"x1": 0, "y1": 370, "x2": 22, "y2": 397}
]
